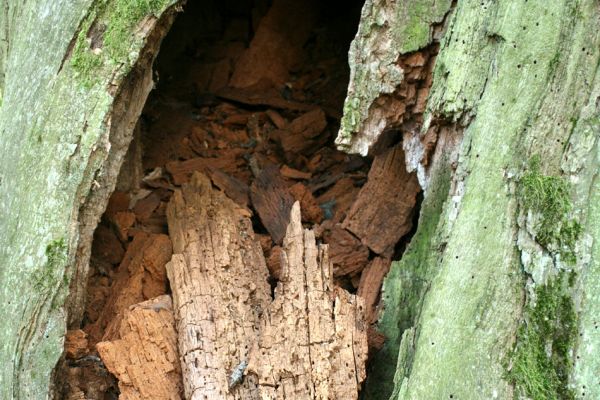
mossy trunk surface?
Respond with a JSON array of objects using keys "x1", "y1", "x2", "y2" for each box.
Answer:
[
  {"x1": 0, "y1": 0, "x2": 180, "y2": 398},
  {"x1": 339, "y1": 0, "x2": 600, "y2": 399}
]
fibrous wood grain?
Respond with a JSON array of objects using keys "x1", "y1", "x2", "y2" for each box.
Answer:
[
  {"x1": 250, "y1": 165, "x2": 295, "y2": 244},
  {"x1": 166, "y1": 172, "x2": 271, "y2": 399},
  {"x1": 343, "y1": 144, "x2": 420, "y2": 255},
  {"x1": 87, "y1": 232, "x2": 172, "y2": 345},
  {"x1": 246, "y1": 202, "x2": 368, "y2": 399},
  {"x1": 97, "y1": 295, "x2": 183, "y2": 400}
]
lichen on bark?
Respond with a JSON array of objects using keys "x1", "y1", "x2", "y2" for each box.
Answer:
[{"x1": 0, "y1": 1, "x2": 179, "y2": 398}]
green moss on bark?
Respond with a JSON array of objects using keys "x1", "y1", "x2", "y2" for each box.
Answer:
[
  {"x1": 71, "y1": 0, "x2": 172, "y2": 87},
  {"x1": 507, "y1": 273, "x2": 578, "y2": 400},
  {"x1": 519, "y1": 155, "x2": 582, "y2": 263},
  {"x1": 33, "y1": 239, "x2": 68, "y2": 292}
]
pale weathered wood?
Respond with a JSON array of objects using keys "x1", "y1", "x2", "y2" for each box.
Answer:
[
  {"x1": 343, "y1": 144, "x2": 420, "y2": 255},
  {"x1": 87, "y1": 232, "x2": 172, "y2": 345},
  {"x1": 97, "y1": 295, "x2": 183, "y2": 400},
  {"x1": 246, "y1": 202, "x2": 368, "y2": 399},
  {"x1": 166, "y1": 172, "x2": 271, "y2": 399}
]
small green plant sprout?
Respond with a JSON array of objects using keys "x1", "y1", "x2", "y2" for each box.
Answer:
[{"x1": 519, "y1": 155, "x2": 582, "y2": 263}]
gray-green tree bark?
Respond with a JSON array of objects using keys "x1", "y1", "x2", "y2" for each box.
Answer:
[
  {"x1": 0, "y1": 0, "x2": 598, "y2": 399},
  {"x1": 0, "y1": 1, "x2": 181, "y2": 398},
  {"x1": 340, "y1": 1, "x2": 599, "y2": 399}
]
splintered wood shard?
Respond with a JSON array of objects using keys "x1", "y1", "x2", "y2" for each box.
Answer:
[
  {"x1": 96, "y1": 295, "x2": 183, "y2": 400},
  {"x1": 167, "y1": 174, "x2": 367, "y2": 399},
  {"x1": 343, "y1": 144, "x2": 421, "y2": 256},
  {"x1": 166, "y1": 172, "x2": 271, "y2": 399},
  {"x1": 246, "y1": 202, "x2": 368, "y2": 399}
]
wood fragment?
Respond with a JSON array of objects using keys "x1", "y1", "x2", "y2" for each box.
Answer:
[
  {"x1": 87, "y1": 233, "x2": 172, "y2": 345},
  {"x1": 246, "y1": 202, "x2": 368, "y2": 398},
  {"x1": 250, "y1": 165, "x2": 295, "y2": 244},
  {"x1": 322, "y1": 224, "x2": 370, "y2": 277},
  {"x1": 166, "y1": 172, "x2": 271, "y2": 399},
  {"x1": 289, "y1": 182, "x2": 323, "y2": 224},
  {"x1": 343, "y1": 145, "x2": 420, "y2": 255},
  {"x1": 357, "y1": 257, "x2": 391, "y2": 324},
  {"x1": 64, "y1": 330, "x2": 88, "y2": 360},
  {"x1": 97, "y1": 295, "x2": 183, "y2": 400},
  {"x1": 280, "y1": 164, "x2": 312, "y2": 180},
  {"x1": 286, "y1": 108, "x2": 327, "y2": 138}
]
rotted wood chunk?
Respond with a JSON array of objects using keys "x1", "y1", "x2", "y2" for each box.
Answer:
[
  {"x1": 97, "y1": 295, "x2": 183, "y2": 400},
  {"x1": 343, "y1": 145, "x2": 420, "y2": 255},
  {"x1": 246, "y1": 202, "x2": 368, "y2": 399},
  {"x1": 250, "y1": 165, "x2": 295, "y2": 244},
  {"x1": 166, "y1": 172, "x2": 271, "y2": 399}
]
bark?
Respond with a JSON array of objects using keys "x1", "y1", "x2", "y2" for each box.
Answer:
[
  {"x1": 338, "y1": 1, "x2": 600, "y2": 399},
  {"x1": 0, "y1": 1, "x2": 181, "y2": 398}
]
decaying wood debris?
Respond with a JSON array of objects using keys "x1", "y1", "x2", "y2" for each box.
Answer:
[
  {"x1": 97, "y1": 295, "x2": 183, "y2": 400},
  {"x1": 166, "y1": 174, "x2": 367, "y2": 398},
  {"x1": 246, "y1": 202, "x2": 368, "y2": 399},
  {"x1": 69, "y1": 1, "x2": 425, "y2": 397},
  {"x1": 165, "y1": 172, "x2": 271, "y2": 398}
]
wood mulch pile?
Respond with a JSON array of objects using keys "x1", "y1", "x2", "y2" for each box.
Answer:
[{"x1": 61, "y1": 1, "x2": 422, "y2": 399}]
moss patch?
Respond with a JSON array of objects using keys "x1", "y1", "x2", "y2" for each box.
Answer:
[
  {"x1": 71, "y1": 0, "x2": 172, "y2": 87},
  {"x1": 33, "y1": 238, "x2": 68, "y2": 292},
  {"x1": 519, "y1": 155, "x2": 582, "y2": 263},
  {"x1": 507, "y1": 273, "x2": 577, "y2": 399}
]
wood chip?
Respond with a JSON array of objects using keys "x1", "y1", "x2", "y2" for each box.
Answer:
[
  {"x1": 166, "y1": 172, "x2": 271, "y2": 399},
  {"x1": 97, "y1": 295, "x2": 183, "y2": 400},
  {"x1": 250, "y1": 165, "x2": 295, "y2": 244},
  {"x1": 246, "y1": 202, "x2": 368, "y2": 398},
  {"x1": 280, "y1": 164, "x2": 312, "y2": 180},
  {"x1": 357, "y1": 257, "x2": 391, "y2": 324},
  {"x1": 87, "y1": 233, "x2": 172, "y2": 345},
  {"x1": 289, "y1": 182, "x2": 323, "y2": 224},
  {"x1": 287, "y1": 108, "x2": 327, "y2": 138},
  {"x1": 343, "y1": 145, "x2": 420, "y2": 255},
  {"x1": 64, "y1": 330, "x2": 88, "y2": 360},
  {"x1": 322, "y1": 224, "x2": 369, "y2": 277}
]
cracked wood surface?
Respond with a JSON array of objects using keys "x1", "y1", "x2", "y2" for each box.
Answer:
[
  {"x1": 97, "y1": 295, "x2": 183, "y2": 400},
  {"x1": 166, "y1": 173, "x2": 367, "y2": 399},
  {"x1": 166, "y1": 172, "x2": 271, "y2": 399},
  {"x1": 246, "y1": 202, "x2": 368, "y2": 399}
]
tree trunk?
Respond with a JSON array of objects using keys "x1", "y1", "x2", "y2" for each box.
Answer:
[
  {"x1": 0, "y1": 1, "x2": 181, "y2": 398},
  {"x1": 0, "y1": 1, "x2": 598, "y2": 400},
  {"x1": 341, "y1": 1, "x2": 600, "y2": 399}
]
